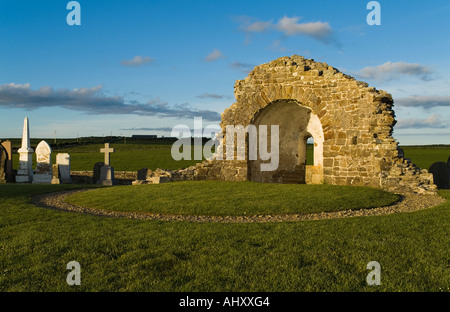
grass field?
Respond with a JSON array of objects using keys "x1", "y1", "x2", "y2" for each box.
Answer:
[
  {"x1": 9, "y1": 139, "x2": 449, "y2": 172},
  {"x1": 11, "y1": 139, "x2": 206, "y2": 171},
  {"x1": 1, "y1": 142, "x2": 449, "y2": 292},
  {"x1": 0, "y1": 183, "x2": 448, "y2": 292},
  {"x1": 65, "y1": 181, "x2": 399, "y2": 216},
  {"x1": 401, "y1": 145, "x2": 450, "y2": 170}
]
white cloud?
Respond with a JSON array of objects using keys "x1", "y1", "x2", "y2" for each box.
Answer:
[
  {"x1": 396, "y1": 95, "x2": 450, "y2": 108},
  {"x1": 197, "y1": 93, "x2": 231, "y2": 99},
  {"x1": 357, "y1": 61, "x2": 433, "y2": 81},
  {"x1": 244, "y1": 20, "x2": 272, "y2": 33},
  {"x1": 121, "y1": 55, "x2": 154, "y2": 67},
  {"x1": 235, "y1": 15, "x2": 337, "y2": 45},
  {"x1": 276, "y1": 16, "x2": 332, "y2": 40},
  {"x1": 0, "y1": 83, "x2": 221, "y2": 121},
  {"x1": 396, "y1": 114, "x2": 448, "y2": 129},
  {"x1": 205, "y1": 49, "x2": 225, "y2": 62},
  {"x1": 230, "y1": 62, "x2": 255, "y2": 73}
]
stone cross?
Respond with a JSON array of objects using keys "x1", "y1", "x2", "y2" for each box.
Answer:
[{"x1": 100, "y1": 143, "x2": 114, "y2": 166}]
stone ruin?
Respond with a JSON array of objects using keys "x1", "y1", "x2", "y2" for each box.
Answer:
[{"x1": 138, "y1": 55, "x2": 437, "y2": 195}]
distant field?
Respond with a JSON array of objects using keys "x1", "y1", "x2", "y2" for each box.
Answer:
[
  {"x1": 7, "y1": 138, "x2": 449, "y2": 172},
  {"x1": 10, "y1": 139, "x2": 204, "y2": 171},
  {"x1": 401, "y1": 145, "x2": 450, "y2": 170}
]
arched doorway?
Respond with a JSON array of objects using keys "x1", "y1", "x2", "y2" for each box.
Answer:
[{"x1": 248, "y1": 99, "x2": 324, "y2": 184}]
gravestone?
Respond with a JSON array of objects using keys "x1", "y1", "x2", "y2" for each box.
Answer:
[
  {"x1": 56, "y1": 153, "x2": 72, "y2": 183},
  {"x1": 51, "y1": 164, "x2": 60, "y2": 184},
  {"x1": 137, "y1": 168, "x2": 150, "y2": 181},
  {"x1": 33, "y1": 140, "x2": 52, "y2": 184},
  {"x1": 0, "y1": 140, "x2": 14, "y2": 182},
  {"x1": 133, "y1": 168, "x2": 155, "y2": 185},
  {"x1": 429, "y1": 161, "x2": 449, "y2": 189},
  {"x1": 93, "y1": 162, "x2": 104, "y2": 184},
  {"x1": 98, "y1": 165, "x2": 115, "y2": 186},
  {"x1": 447, "y1": 156, "x2": 450, "y2": 187},
  {"x1": 97, "y1": 143, "x2": 116, "y2": 185},
  {"x1": 16, "y1": 117, "x2": 34, "y2": 183},
  {"x1": 0, "y1": 144, "x2": 6, "y2": 183}
]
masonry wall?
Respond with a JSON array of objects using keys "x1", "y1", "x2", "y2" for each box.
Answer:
[
  {"x1": 211, "y1": 55, "x2": 436, "y2": 194},
  {"x1": 71, "y1": 171, "x2": 136, "y2": 185},
  {"x1": 142, "y1": 55, "x2": 436, "y2": 195}
]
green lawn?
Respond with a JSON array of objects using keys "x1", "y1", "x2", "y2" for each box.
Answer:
[
  {"x1": 0, "y1": 183, "x2": 448, "y2": 292},
  {"x1": 10, "y1": 141, "x2": 449, "y2": 172},
  {"x1": 12, "y1": 142, "x2": 205, "y2": 171},
  {"x1": 65, "y1": 181, "x2": 399, "y2": 216},
  {"x1": 401, "y1": 145, "x2": 450, "y2": 170}
]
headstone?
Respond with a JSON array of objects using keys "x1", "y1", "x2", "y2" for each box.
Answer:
[
  {"x1": 93, "y1": 162, "x2": 104, "y2": 184},
  {"x1": 429, "y1": 161, "x2": 449, "y2": 190},
  {"x1": 0, "y1": 140, "x2": 14, "y2": 182},
  {"x1": 97, "y1": 143, "x2": 116, "y2": 185},
  {"x1": 0, "y1": 144, "x2": 6, "y2": 183},
  {"x1": 56, "y1": 153, "x2": 72, "y2": 183},
  {"x1": 51, "y1": 164, "x2": 60, "y2": 184},
  {"x1": 32, "y1": 140, "x2": 52, "y2": 184},
  {"x1": 447, "y1": 156, "x2": 450, "y2": 188},
  {"x1": 98, "y1": 165, "x2": 115, "y2": 186},
  {"x1": 133, "y1": 168, "x2": 155, "y2": 185},
  {"x1": 137, "y1": 168, "x2": 149, "y2": 181},
  {"x1": 16, "y1": 117, "x2": 34, "y2": 183}
]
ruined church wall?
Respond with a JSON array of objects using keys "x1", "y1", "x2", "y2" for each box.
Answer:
[
  {"x1": 212, "y1": 55, "x2": 436, "y2": 194},
  {"x1": 142, "y1": 55, "x2": 436, "y2": 194}
]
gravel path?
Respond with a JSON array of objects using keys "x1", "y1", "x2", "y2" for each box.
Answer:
[{"x1": 30, "y1": 189, "x2": 446, "y2": 223}]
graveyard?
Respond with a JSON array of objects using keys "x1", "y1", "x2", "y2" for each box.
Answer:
[
  {"x1": 0, "y1": 124, "x2": 449, "y2": 291},
  {"x1": 2, "y1": 0, "x2": 450, "y2": 299},
  {"x1": 1, "y1": 56, "x2": 450, "y2": 292}
]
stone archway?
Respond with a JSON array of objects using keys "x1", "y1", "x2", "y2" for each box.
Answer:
[
  {"x1": 189, "y1": 55, "x2": 438, "y2": 195},
  {"x1": 248, "y1": 99, "x2": 324, "y2": 184}
]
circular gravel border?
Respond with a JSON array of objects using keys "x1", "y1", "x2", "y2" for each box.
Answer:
[{"x1": 31, "y1": 189, "x2": 446, "y2": 223}]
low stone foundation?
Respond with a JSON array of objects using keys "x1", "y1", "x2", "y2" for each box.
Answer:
[
  {"x1": 71, "y1": 171, "x2": 137, "y2": 185},
  {"x1": 133, "y1": 159, "x2": 436, "y2": 195}
]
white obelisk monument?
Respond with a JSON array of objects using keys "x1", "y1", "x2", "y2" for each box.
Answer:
[{"x1": 16, "y1": 117, "x2": 34, "y2": 183}]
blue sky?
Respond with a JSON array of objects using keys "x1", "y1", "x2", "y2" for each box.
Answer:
[{"x1": 0, "y1": 0, "x2": 449, "y2": 144}]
